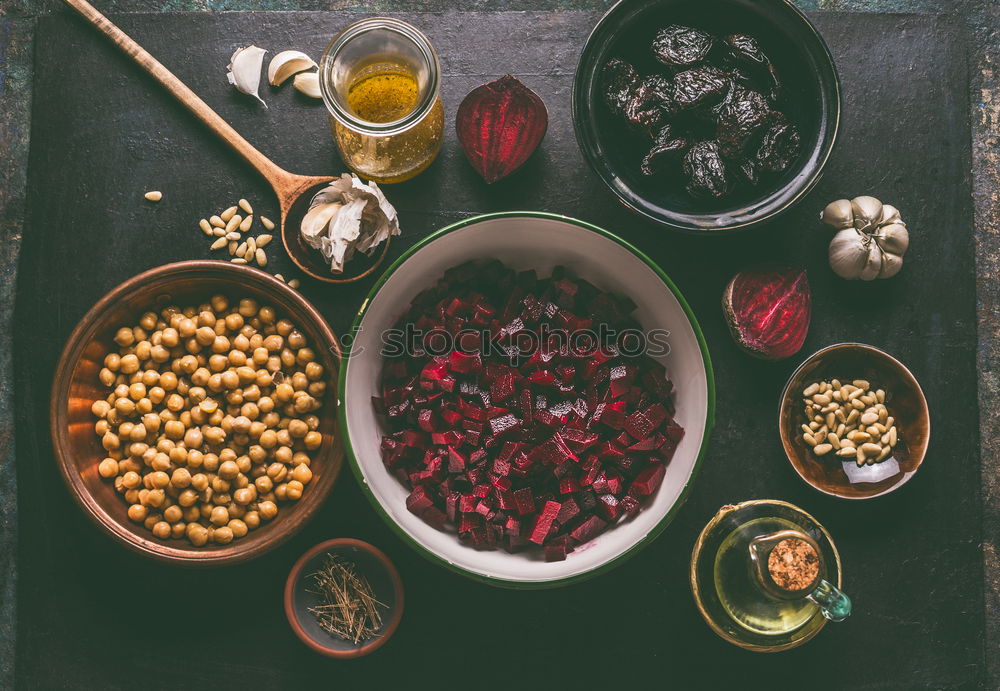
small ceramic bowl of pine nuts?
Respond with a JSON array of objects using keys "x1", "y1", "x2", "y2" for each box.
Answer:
[
  {"x1": 778, "y1": 343, "x2": 930, "y2": 500},
  {"x1": 50, "y1": 260, "x2": 344, "y2": 565}
]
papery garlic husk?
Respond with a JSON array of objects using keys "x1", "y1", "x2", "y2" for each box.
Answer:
[
  {"x1": 878, "y1": 250, "x2": 904, "y2": 279},
  {"x1": 267, "y1": 50, "x2": 317, "y2": 86},
  {"x1": 820, "y1": 199, "x2": 854, "y2": 229},
  {"x1": 300, "y1": 174, "x2": 400, "y2": 273},
  {"x1": 858, "y1": 242, "x2": 883, "y2": 281},
  {"x1": 850, "y1": 196, "x2": 883, "y2": 232},
  {"x1": 875, "y1": 223, "x2": 909, "y2": 255},
  {"x1": 293, "y1": 71, "x2": 323, "y2": 99},
  {"x1": 227, "y1": 45, "x2": 267, "y2": 106},
  {"x1": 879, "y1": 204, "x2": 904, "y2": 227},
  {"x1": 829, "y1": 228, "x2": 872, "y2": 280}
]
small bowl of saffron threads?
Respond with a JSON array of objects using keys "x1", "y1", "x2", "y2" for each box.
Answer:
[{"x1": 284, "y1": 538, "x2": 404, "y2": 658}]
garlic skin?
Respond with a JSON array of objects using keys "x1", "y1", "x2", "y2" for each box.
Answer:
[
  {"x1": 268, "y1": 50, "x2": 317, "y2": 86},
  {"x1": 300, "y1": 174, "x2": 400, "y2": 273},
  {"x1": 293, "y1": 72, "x2": 323, "y2": 99},
  {"x1": 227, "y1": 45, "x2": 267, "y2": 107},
  {"x1": 821, "y1": 196, "x2": 910, "y2": 280}
]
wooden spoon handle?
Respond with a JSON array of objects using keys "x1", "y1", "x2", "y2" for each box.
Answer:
[{"x1": 62, "y1": 0, "x2": 293, "y2": 190}]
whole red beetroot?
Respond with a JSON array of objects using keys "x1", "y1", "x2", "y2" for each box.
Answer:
[
  {"x1": 456, "y1": 75, "x2": 548, "y2": 183},
  {"x1": 722, "y1": 266, "x2": 811, "y2": 360}
]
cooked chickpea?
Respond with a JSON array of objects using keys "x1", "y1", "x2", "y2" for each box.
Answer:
[{"x1": 93, "y1": 299, "x2": 324, "y2": 546}]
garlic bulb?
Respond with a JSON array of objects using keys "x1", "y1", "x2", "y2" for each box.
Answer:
[
  {"x1": 227, "y1": 45, "x2": 267, "y2": 106},
  {"x1": 820, "y1": 197, "x2": 910, "y2": 280},
  {"x1": 267, "y1": 50, "x2": 317, "y2": 86}
]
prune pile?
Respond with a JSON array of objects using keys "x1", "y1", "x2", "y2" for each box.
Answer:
[{"x1": 601, "y1": 25, "x2": 801, "y2": 200}]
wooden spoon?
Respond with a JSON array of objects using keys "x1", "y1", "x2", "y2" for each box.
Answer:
[{"x1": 62, "y1": 0, "x2": 391, "y2": 284}]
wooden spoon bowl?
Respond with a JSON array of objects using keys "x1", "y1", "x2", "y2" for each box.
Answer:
[
  {"x1": 62, "y1": 0, "x2": 391, "y2": 285},
  {"x1": 50, "y1": 261, "x2": 345, "y2": 565},
  {"x1": 778, "y1": 343, "x2": 930, "y2": 500}
]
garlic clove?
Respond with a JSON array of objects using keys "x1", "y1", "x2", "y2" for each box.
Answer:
[
  {"x1": 879, "y1": 204, "x2": 904, "y2": 227},
  {"x1": 300, "y1": 201, "x2": 343, "y2": 245},
  {"x1": 850, "y1": 196, "x2": 883, "y2": 233},
  {"x1": 292, "y1": 71, "x2": 323, "y2": 99},
  {"x1": 829, "y1": 228, "x2": 871, "y2": 280},
  {"x1": 877, "y1": 251, "x2": 904, "y2": 279},
  {"x1": 227, "y1": 45, "x2": 267, "y2": 107},
  {"x1": 858, "y1": 242, "x2": 883, "y2": 281},
  {"x1": 875, "y1": 223, "x2": 909, "y2": 255},
  {"x1": 268, "y1": 50, "x2": 318, "y2": 86},
  {"x1": 820, "y1": 199, "x2": 854, "y2": 229}
]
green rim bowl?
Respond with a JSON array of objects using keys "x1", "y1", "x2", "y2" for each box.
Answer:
[
  {"x1": 338, "y1": 212, "x2": 715, "y2": 587},
  {"x1": 572, "y1": 0, "x2": 841, "y2": 232}
]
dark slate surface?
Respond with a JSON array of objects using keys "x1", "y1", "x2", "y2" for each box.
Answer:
[{"x1": 14, "y1": 10, "x2": 982, "y2": 689}]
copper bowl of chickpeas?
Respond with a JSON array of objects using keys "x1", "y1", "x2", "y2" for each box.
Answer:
[{"x1": 50, "y1": 260, "x2": 344, "y2": 565}]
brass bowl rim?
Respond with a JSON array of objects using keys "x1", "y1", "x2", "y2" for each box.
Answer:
[
  {"x1": 49, "y1": 260, "x2": 344, "y2": 566},
  {"x1": 688, "y1": 499, "x2": 843, "y2": 653}
]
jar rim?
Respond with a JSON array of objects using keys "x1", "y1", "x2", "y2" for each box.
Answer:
[{"x1": 319, "y1": 17, "x2": 441, "y2": 135}]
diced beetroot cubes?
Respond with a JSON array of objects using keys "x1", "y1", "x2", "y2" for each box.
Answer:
[
  {"x1": 529, "y1": 501, "x2": 561, "y2": 544},
  {"x1": 631, "y1": 464, "x2": 666, "y2": 496},
  {"x1": 376, "y1": 261, "x2": 684, "y2": 558},
  {"x1": 570, "y1": 515, "x2": 607, "y2": 543}
]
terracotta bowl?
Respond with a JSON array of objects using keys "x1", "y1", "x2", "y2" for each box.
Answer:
[
  {"x1": 284, "y1": 538, "x2": 404, "y2": 658},
  {"x1": 778, "y1": 343, "x2": 930, "y2": 500},
  {"x1": 50, "y1": 260, "x2": 344, "y2": 565}
]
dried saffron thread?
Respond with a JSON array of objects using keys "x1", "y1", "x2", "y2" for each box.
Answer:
[{"x1": 306, "y1": 554, "x2": 387, "y2": 644}]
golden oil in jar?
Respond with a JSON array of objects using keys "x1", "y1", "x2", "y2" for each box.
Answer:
[{"x1": 320, "y1": 19, "x2": 444, "y2": 184}]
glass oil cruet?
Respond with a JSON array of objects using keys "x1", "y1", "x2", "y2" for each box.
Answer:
[{"x1": 690, "y1": 500, "x2": 852, "y2": 652}]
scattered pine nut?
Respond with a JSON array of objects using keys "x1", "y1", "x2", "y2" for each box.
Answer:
[
  {"x1": 240, "y1": 215, "x2": 254, "y2": 232},
  {"x1": 225, "y1": 215, "x2": 242, "y2": 234},
  {"x1": 210, "y1": 237, "x2": 227, "y2": 250},
  {"x1": 220, "y1": 206, "x2": 238, "y2": 223},
  {"x1": 210, "y1": 215, "x2": 225, "y2": 228},
  {"x1": 274, "y1": 274, "x2": 285, "y2": 282},
  {"x1": 144, "y1": 190, "x2": 163, "y2": 202},
  {"x1": 288, "y1": 279, "x2": 300, "y2": 289},
  {"x1": 255, "y1": 248, "x2": 267, "y2": 266},
  {"x1": 239, "y1": 198, "x2": 253, "y2": 215},
  {"x1": 213, "y1": 227, "x2": 227, "y2": 237},
  {"x1": 261, "y1": 216, "x2": 275, "y2": 231},
  {"x1": 256, "y1": 234, "x2": 272, "y2": 247},
  {"x1": 228, "y1": 241, "x2": 238, "y2": 255},
  {"x1": 199, "y1": 219, "x2": 213, "y2": 235},
  {"x1": 236, "y1": 241, "x2": 248, "y2": 257},
  {"x1": 231, "y1": 257, "x2": 247, "y2": 264}
]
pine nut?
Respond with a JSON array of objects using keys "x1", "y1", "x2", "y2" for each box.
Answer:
[
  {"x1": 888, "y1": 426, "x2": 897, "y2": 446},
  {"x1": 228, "y1": 241, "x2": 237, "y2": 255},
  {"x1": 853, "y1": 379, "x2": 870, "y2": 390},
  {"x1": 261, "y1": 216, "x2": 275, "y2": 231},
  {"x1": 803, "y1": 433, "x2": 817, "y2": 446},
  {"x1": 827, "y1": 433, "x2": 841, "y2": 450},
  {"x1": 240, "y1": 215, "x2": 253, "y2": 232},
  {"x1": 803, "y1": 383, "x2": 819, "y2": 396},
  {"x1": 225, "y1": 215, "x2": 242, "y2": 234},
  {"x1": 199, "y1": 219, "x2": 213, "y2": 235},
  {"x1": 210, "y1": 237, "x2": 227, "y2": 250},
  {"x1": 256, "y1": 248, "x2": 267, "y2": 266},
  {"x1": 831, "y1": 379, "x2": 842, "y2": 389},
  {"x1": 220, "y1": 206, "x2": 238, "y2": 223},
  {"x1": 210, "y1": 215, "x2": 225, "y2": 228},
  {"x1": 231, "y1": 257, "x2": 247, "y2": 264},
  {"x1": 836, "y1": 447, "x2": 856, "y2": 458},
  {"x1": 144, "y1": 190, "x2": 162, "y2": 202},
  {"x1": 877, "y1": 446, "x2": 892, "y2": 462},
  {"x1": 861, "y1": 443, "x2": 882, "y2": 456},
  {"x1": 814, "y1": 443, "x2": 833, "y2": 456},
  {"x1": 813, "y1": 394, "x2": 831, "y2": 405},
  {"x1": 213, "y1": 227, "x2": 227, "y2": 237},
  {"x1": 239, "y1": 198, "x2": 253, "y2": 215},
  {"x1": 226, "y1": 232, "x2": 241, "y2": 241},
  {"x1": 256, "y1": 234, "x2": 272, "y2": 247},
  {"x1": 236, "y1": 241, "x2": 248, "y2": 257},
  {"x1": 876, "y1": 389, "x2": 886, "y2": 403},
  {"x1": 288, "y1": 279, "x2": 300, "y2": 289}
]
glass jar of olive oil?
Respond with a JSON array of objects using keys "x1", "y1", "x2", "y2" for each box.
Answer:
[{"x1": 319, "y1": 18, "x2": 444, "y2": 184}]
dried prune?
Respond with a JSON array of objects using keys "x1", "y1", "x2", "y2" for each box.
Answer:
[
  {"x1": 640, "y1": 75, "x2": 678, "y2": 115},
  {"x1": 725, "y1": 33, "x2": 781, "y2": 99},
  {"x1": 755, "y1": 122, "x2": 802, "y2": 172},
  {"x1": 715, "y1": 88, "x2": 774, "y2": 158},
  {"x1": 653, "y1": 25, "x2": 714, "y2": 68},
  {"x1": 640, "y1": 123, "x2": 690, "y2": 176},
  {"x1": 601, "y1": 58, "x2": 641, "y2": 116},
  {"x1": 683, "y1": 141, "x2": 729, "y2": 198},
  {"x1": 623, "y1": 87, "x2": 664, "y2": 134},
  {"x1": 672, "y1": 67, "x2": 729, "y2": 110}
]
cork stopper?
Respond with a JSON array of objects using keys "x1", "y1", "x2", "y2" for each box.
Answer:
[{"x1": 767, "y1": 537, "x2": 820, "y2": 593}]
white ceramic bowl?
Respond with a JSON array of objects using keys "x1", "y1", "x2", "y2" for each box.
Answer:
[{"x1": 339, "y1": 213, "x2": 714, "y2": 587}]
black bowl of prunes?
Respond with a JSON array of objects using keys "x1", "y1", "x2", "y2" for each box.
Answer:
[{"x1": 573, "y1": 0, "x2": 840, "y2": 232}]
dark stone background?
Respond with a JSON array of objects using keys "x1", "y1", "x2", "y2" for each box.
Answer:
[{"x1": 1, "y1": 1, "x2": 998, "y2": 689}]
